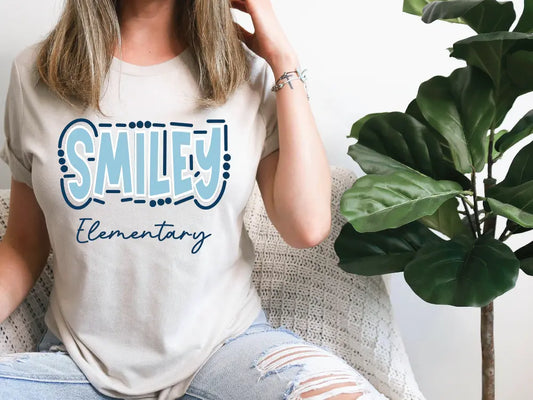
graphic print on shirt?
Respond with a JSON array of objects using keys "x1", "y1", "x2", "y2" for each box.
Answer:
[{"x1": 57, "y1": 118, "x2": 230, "y2": 254}]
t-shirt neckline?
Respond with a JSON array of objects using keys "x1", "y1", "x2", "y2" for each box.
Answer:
[{"x1": 110, "y1": 46, "x2": 191, "y2": 76}]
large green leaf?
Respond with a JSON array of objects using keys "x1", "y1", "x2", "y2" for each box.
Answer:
[
  {"x1": 417, "y1": 76, "x2": 471, "y2": 173},
  {"x1": 493, "y1": 79, "x2": 526, "y2": 128},
  {"x1": 495, "y1": 139, "x2": 533, "y2": 186},
  {"x1": 370, "y1": 105, "x2": 469, "y2": 236},
  {"x1": 348, "y1": 113, "x2": 387, "y2": 140},
  {"x1": 515, "y1": 241, "x2": 533, "y2": 275},
  {"x1": 450, "y1": 32, "x2": 533, "y2": 126},
  {"x1": 404, "y1": 233, "x2": 520, "y2": 306},
  {"x1": 507, "y1": 50, "x2": 533, "y2": 91},
  {"x1": 334, "y1": 220, "x2": 442, "y2": 276},
  {"x1": 348, "y1": 143, "x2": 420, "y2": 176},
  {"x1": 404, "y1": 0, "x2": 437, "y2": 16},
  {"x1": 416, "y1": 66, "x2": 496, "y2": 172},
  {"x1": 422, "y1": 0, "x2": 516, "y2": 34},
  {"x1": 403, "y1": 0, "x2": 461, "y2": 21},
  {"x1": 451, "y1": 32, "x2": 533, "y2": 89},
  {"x1": 486, "y1": 195, "x2": 533, "y2": 228},
  {"x1": 494, "y1": 110, "x2": 533, "y2": 153},
  {"x1": 340, "y1": 169, "x2": 464, "y2": 232},
  {"x1": 349, "y1": 112, "x2": 471, "y2": 188},
  {"x1": 514, "y1": 0, "x2": 533, "y2": 33},
  {"x1": 506, "y1": 219, "x2": 531, "y2": 234},
  {"x1": 418, "y1": 197, "x2": 469, "y2": 238},
  {"x1": 448, "y1": 67, "x2": 497, "y2": 169},
  {"x1": 486, "y1": 140, "x2": 533, "y2": 228},
  {"x1": 406, "y1": 99, "x2": 461, "y2": 171}
]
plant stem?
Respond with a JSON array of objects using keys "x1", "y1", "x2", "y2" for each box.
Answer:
[
  {"x1": 460, "y1": 196, "x2": 478, "y2": 238},
  {"x1": 470, "y1": 171, "x2": 482, "y2": 237},
  {"x1": 481, "y1": 125, "x2": 497, "y2": 400},
  {"x1": 459, "y1": 194, "x2": 476, "y2": 209},
  {"x1": 484, "y1": 129, "x2": 498, "y2": 239},
  {"x1": 479, "y1": 212, "x2": 494, "y2": 225},
  {"x1": 487, "y1": 128, "x2": 494, "y2": 179},
  {"x1": 498, "y1": 228, "x2": 513, "y2": 242}
]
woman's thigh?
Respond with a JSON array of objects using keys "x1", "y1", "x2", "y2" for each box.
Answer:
[
  {"x1": 181, "y1": 323, "x2": 388, "y2": 400},
  {"x1": 0, "y1": 350, "x2": 115, "y2": 400}
]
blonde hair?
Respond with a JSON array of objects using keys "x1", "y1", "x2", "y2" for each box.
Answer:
[{"x1": 35, "y1": 0, "x2": 251, "y2": 115}]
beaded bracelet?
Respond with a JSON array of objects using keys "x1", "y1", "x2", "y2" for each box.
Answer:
[{"x1": 271, "y1": 66, "x2": 310, "y2": 100}]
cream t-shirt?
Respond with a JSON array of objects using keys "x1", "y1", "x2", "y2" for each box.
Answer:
[{"x1": 0, "y1": 42, "x2": 279, "y2": 399}]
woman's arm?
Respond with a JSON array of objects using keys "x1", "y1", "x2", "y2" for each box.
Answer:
[
  {"x1": 256, "y1": 55, "x2": 332, "y2": 249},
  {"x1": 0, "y1": 179, "x2": 51, "y2": 323},
  {"x1": 232, "y1": 0, "x2": 332, "y2": 249}
]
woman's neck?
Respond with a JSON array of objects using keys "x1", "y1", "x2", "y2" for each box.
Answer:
[{"x1": 114, "y1": 0, "x2": 185, "y2": 66}]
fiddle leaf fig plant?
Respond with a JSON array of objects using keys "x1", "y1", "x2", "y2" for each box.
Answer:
[{"x1": 334, "y1": 1, "x2": 533, "y2": 399}]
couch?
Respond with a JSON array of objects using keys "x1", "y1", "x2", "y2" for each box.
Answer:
[{"x1": 0, "y1": 165, "x2": 426, "y2": 400}]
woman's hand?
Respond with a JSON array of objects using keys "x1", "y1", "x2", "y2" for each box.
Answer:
[{"x1": 230, "y1": 0, "x2": 299, "y2": 68}]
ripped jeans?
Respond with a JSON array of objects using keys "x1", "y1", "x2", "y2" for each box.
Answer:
[{"x1": 0, "y1": 308, "x2": 388, "y2": 400}]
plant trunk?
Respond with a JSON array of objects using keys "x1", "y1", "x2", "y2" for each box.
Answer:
[
  {"x1": 482, "y1": 176, "x2": 497, "y2": 400},
  {"x1": 481, "y1": 302, "x2": 495, "y2": 400}
]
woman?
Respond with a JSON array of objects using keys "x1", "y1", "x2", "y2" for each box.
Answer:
[{"x1": 0, "y1": 0, "x2": 387, "y2": 399}]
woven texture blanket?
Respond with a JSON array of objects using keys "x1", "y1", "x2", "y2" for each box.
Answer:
[{"x1": 0, "y1": 165, "x2": 425, "y2": 400}]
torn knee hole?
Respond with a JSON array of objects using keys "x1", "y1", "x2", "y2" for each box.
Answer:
[
  {"x1": 254, "y1": 343, "x2": 382, "y2": 400},
  {"x1": 287, "y1": 370, "x2": 366, "y2": 400},
  {"x1": 263, "y1": 350, "x2": 330, "y2": 369},
  {"x1": 298, "y1": 374, "x2": 365, "y2": 399},
  {"x1": 260, "y1": 344, "x2": 314, "y2": 362}
]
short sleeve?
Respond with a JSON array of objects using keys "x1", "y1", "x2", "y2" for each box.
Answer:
[
  {"x1": 0, "y1": 59, "x2": 33, "y2": 188},
  {"x1": 259, "y1": 62, "x2": 280, "y2": 160}
]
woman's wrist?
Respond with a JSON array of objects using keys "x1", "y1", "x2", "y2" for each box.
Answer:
[{"x1": 267, "y1": 48, "x2": 300, "y2": 77}]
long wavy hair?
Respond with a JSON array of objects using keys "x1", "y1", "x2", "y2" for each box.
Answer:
[{"x1": 35, "y1": 0, "x2": 251, "y2": 115}]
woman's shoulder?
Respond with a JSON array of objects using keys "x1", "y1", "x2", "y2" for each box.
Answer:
[
  {"x1": 11, "y1": 42, "x2": 41, "y2": 87},
  {"x1": 14, "y1": 42, "x2": 40, "y2": 66}
]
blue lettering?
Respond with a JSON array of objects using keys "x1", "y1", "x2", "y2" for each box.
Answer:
[
  {"x1": 171, "y1": 130, "x2": 192, "y2": 196},
  {"x1": 195, "y1": 127, "x2": 222, "y2": 200},
  {"x1": 135, "y1": 132, "x2": 146, "y2": 196},
  {"x1": 74, "y1": 217, "x2": 212, "y2": 254},
  {"x1": 94, "y1": 131, "x2": 133, "y2": 196},
  {"x1": 66, "y1": 127, "x2": 93, "y2": 201},
  {"x1": 149, "y1": 131, "x2": 170, "y2": 196}
]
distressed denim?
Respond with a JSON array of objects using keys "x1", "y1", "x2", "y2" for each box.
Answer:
[{"x1": 0, "y1": 308, "x2": 387, "y2": 400}]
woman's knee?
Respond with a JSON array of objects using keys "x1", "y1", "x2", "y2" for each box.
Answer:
[{"x1": 252, "y1": 341, "x2": 387, "y2": 399}]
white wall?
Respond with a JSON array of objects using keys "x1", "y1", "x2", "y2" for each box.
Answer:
[{"x1": 1, "y1": 1, "x2": 531, "y2": 399}]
